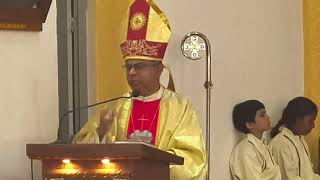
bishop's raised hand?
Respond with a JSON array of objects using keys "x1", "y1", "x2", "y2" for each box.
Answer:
[{"x1": 97, "y1": 109, "x2": 116, "y2": 141}]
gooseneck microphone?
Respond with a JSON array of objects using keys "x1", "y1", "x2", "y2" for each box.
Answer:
[{"x1": 53, "y1": 90, "x2": 140, "y2": 144}]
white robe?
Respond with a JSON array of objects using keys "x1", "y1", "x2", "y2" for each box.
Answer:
[
  {"x1": 269, "y1": 127, "x2": 320, "y2": 180},
  {"x1": 230, "y1": 134, "x2": 281, "y2": 180}
]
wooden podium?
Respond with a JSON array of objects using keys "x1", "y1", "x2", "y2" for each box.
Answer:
[{"x1": 26, "y1": 143, "x2": 184, "y2": 180}]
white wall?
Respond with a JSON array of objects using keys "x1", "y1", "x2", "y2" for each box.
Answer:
[
  {"x1": 0, "y1": 3, "x2": 58, "y2": 180},
  {"x1": 159, "y1": 0, "x2": 304, "y2": 179}
]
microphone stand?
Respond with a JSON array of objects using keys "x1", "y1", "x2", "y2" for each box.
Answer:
[{"x1": 53, "y1": 91, "x2": 140, "y2": 144}]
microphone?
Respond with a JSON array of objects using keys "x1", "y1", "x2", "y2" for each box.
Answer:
[{"x1": 53, "y1": 90, "x2": 140, "y2": 144}]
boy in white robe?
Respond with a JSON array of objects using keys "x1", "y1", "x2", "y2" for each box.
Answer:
[{"x1": 229, "y1": 100, "x2": 281, "y2": 180}]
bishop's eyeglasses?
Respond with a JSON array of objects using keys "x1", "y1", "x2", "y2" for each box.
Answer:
[{"x1": 123, "y1": 62, "x2": 162, "y2": 72}]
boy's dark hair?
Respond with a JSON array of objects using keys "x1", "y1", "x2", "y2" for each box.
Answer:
[
  {"x1": 271, "y1": 96, "x2": 318, "y2": 138},
  {"x1": 233, "y1": 100, "x2": 265, "y2": 133}
]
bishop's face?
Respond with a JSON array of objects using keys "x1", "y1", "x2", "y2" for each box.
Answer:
[{"x1": 124, "y1": 59, "x2": 163, "y2": 96}]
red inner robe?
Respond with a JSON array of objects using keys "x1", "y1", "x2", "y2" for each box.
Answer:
[{"x1": 127, "y1": 99, "x2": 161, "y2": 144}]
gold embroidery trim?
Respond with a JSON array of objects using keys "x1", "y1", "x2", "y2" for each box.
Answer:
[{"x1": 121, "y1": 39, "x2": 161, "y2": 57}]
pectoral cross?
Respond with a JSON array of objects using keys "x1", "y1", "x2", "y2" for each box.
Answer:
[{"x1": 138, "y1": 114, "x2": 149, "y2": 130}]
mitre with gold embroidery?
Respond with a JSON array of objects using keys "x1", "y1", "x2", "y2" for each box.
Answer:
[{"x1": 120, "y1": 0, "x2": 171, "y2": 61}]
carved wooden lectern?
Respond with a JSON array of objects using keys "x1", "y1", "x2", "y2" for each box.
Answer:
[{"x1": 26, "y1": 143, "x2": 184, "y2": 180}]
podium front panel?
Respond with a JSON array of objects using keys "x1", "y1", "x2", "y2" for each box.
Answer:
[
  {"x1": 26, "y1": 144, "x2": 182, "y2": 180},
  {"x1": 39, "y1": 159, "x2": 169, "y2": 180}
]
